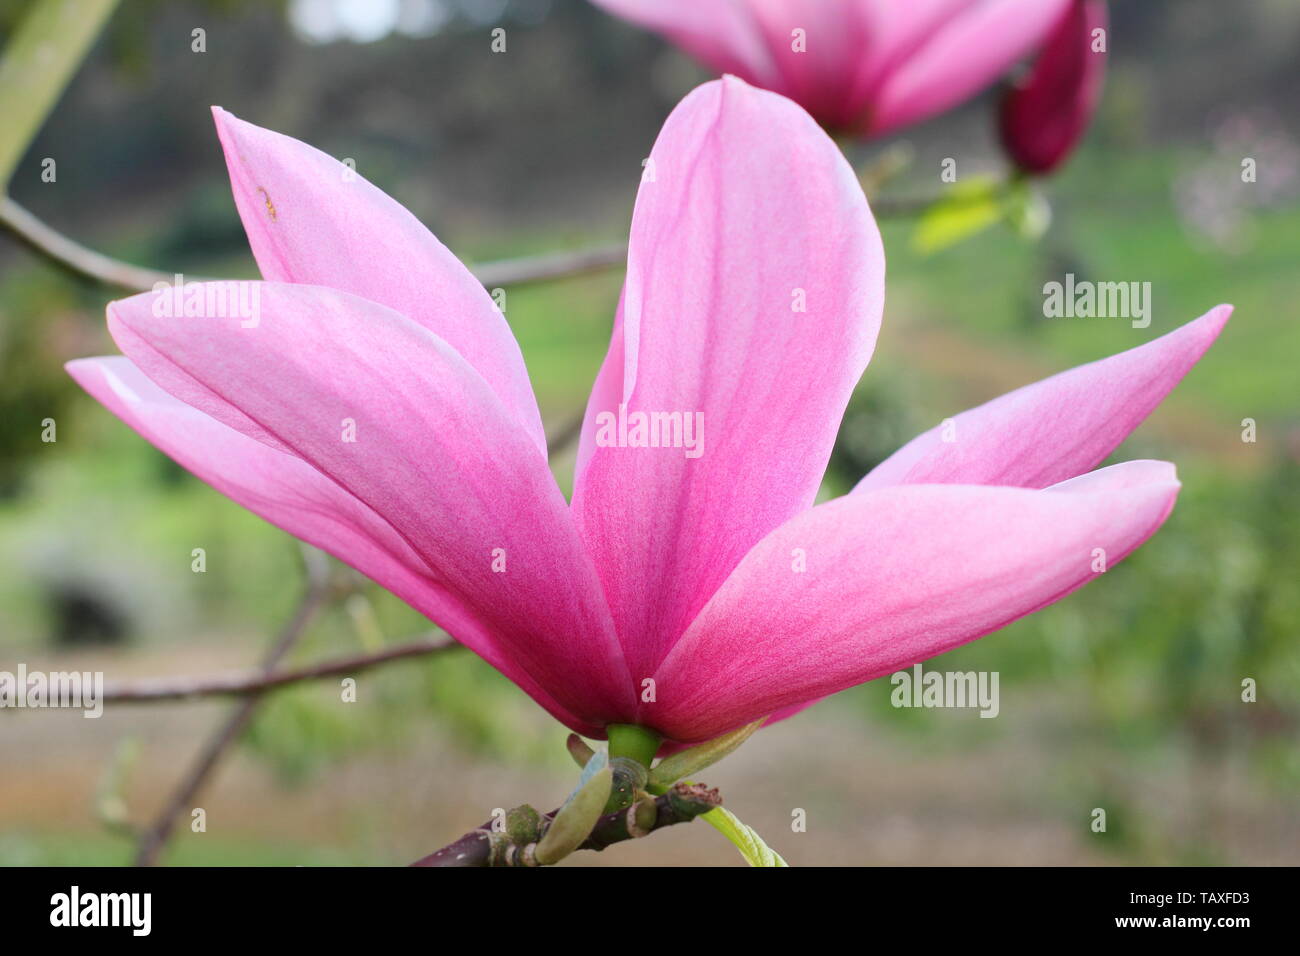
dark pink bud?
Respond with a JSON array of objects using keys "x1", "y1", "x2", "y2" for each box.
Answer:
[{"x1": 1000, "y1": 0, "x2": 1108, "y2": 175}]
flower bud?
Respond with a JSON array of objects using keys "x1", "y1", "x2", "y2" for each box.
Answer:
[
  {"x1": 565, "y1": 733, "x2": 595, "y2": 769},
  {"x1": 535, "y1": 766, "x2": 613, "y2": 865},
  {"x1": 1000, "y1": 0, "x2": 1108, "y2": 175}
]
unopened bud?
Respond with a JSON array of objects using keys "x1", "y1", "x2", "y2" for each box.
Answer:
[
  {"x1": 565, "y1": 733, "x2": 596, "y2": 768},
  {"x1": 535, "y1": 766, "x2": 613, "y2": 865}
]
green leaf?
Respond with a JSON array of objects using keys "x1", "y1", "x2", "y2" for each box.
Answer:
[
  {"x1": 911, "y1": 176, "x2": 1003, "y2": 255},
  {"x1": 0, "y1": 0, "x2": 120, "y2": 189},
  {"x1": 647, "y1": 719, "x2": 764, "y2": 793},
  {"x1": 703, "y1": 807, "x2": 789, "y2": 867}
]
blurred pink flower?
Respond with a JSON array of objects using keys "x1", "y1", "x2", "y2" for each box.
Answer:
[
  {"x1": 69, "y1": 76, "x2": 1227, "y2": 745},
  {"x1": 1000, "y1": 0, "x2": 1108, "y2": 174},
  {"x1": 591, "y1": 0, "x2": 1082, "y2": 139}
]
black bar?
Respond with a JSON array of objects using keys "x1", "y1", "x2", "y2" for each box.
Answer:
[{"x1": 0, "y1": 865, "x2": 1286, "y2": 940}]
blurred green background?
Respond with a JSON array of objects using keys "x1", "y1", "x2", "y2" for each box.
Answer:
[{"x1": 0, "y1": 0, "x2": 1297, "y2": 866}]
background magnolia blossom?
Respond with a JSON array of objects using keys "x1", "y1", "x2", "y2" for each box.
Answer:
[{"x1": 590, "y1": 0, "x2": 1104, "y2": 172}]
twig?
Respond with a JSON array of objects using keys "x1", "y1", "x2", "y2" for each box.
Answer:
[
  {"x1": 1, "y1": 182, "x2": 961, "y2": 299},
  {"x1": 0, "y1": 194, "x2": 624, "y2": 293},
  {"x1": 410, "y1": 782, "x2": 723, "y2": 867},
  {"x1": 544, "y1": 409, "x2": 585, "y2": 455},
  {"x1": 104, "y1": 635, "x2": 459, "y2": 703},
  {"x1": 132, "y1": 545, "x2": 331, "y2": 866},
  {"x1": 470, "y1": 241, "x2": 627, "y2": 288},
  {"x1": 870, "y1": 194, "x2": 948, "y2": 218},
  {"x1": 855, "y1": 142, "x2": 915, "y2": 196},
  {"x1": 0, "y1": 195, "x2": 172, "y2": 291}
]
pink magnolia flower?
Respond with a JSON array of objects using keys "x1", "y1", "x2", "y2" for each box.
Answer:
[
  {"x1": 1000, "y1": 0, "x2": 1108, "y2": 174},
  {"x1": 68, "y1": 76, "x2": 1228, "y2": 747},
  {"x1": 590, "y1": 0, "x2": 1082, "y2": 139}
]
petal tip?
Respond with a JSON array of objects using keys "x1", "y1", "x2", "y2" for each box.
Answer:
[
  {"x1": 105, "y1": 297, "x2": 128, "y2": 328},
  {"x1": 105, "y1": 294, "x2": 159, "y2": 347},
  {"x1": 1124, "y1": 459, "x2": 1181, "y2": 490},
  {"x1": 210, "y1": 105, "x2": 237, "y2": 138},
  {"x1": 1154, "y1": 460, "x2": 1180, "y2": 487},
  {"x1": 1206, "y1": 302, "x2": 1234, "y2": 330},
  {"x1": 1180, "y1": 303, "x2": 1233, "y2": 353},
  {"x1": 64, "y1": 356, "x2": 95, "y2": 382},
  {"x1": 210, "y1": 105, "x2": 255, "y2": 163}
]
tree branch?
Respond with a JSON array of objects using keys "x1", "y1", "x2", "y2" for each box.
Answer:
[
  {"x1": 409, "y1": 782, "x2": 723, "y2": 867},
  {"x1": 104, "y1": 635, "x2": 459, "y2": 703},
  {"x1": 1, "y1": 185, "x2": 959, "y2": 298},
  {"x1": 544, "y1": 409, "x2": 585, "y2": 456},
  {"x1": 0, "y1": 195, "x2": 628, "y2": 292},
  {"x1": 470, "y1": 241, "x2": 628, "y2": 288},
  {"x1": 132, "y1": 546, "x2": 331, "y2": 866},
  {"x1": 0, "y1": 195, "x2": 173, "y2": 290},
  {"x1": 870, "y1": 194, "x2": 949, "y2": 218}
]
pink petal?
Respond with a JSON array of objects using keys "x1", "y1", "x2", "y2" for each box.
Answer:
[
  {"x1": 855, "y1": 305, "x2": 1231, "y2": 493},
  {"x1": 740, "y1": 0, "x2": 878, "y2": 128},
  {"x1": 574, "y1": 289, "x2": 626, "y2": 482},
  {"x1": 104, "y1": 282, "x2": 633, "y2": 725},
  {"x1": 573, "y1": 76, "x2": 885, "y2": 682},
  {"x1": 867, "y1": 0, "x2": 1072, "y2": 136},
  {"x1": 999, "y1": 0, "x2": 1108, "y2": 174},
  {"x1": 67, "y1": 356, "x2": 603, "y2": 736},
  {"x1": 592, "y1": 1, "x2": 1070, "y2": 137},
  {"x1": 849, "y1": 0, "x2": 976, "y2": 102},
  {"x1": 650, "y1": 460, "x2": 1180, "y2": 742},
  {"x1": 589, "y1": 0, "x2": 783, "y2": 92},
  {"x1": 210, "y1": 107, "x2": 546, "y2": 454}
]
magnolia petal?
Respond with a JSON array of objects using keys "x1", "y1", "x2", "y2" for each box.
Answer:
[
  {"x1": 591, "y1": 0, "x2": 1069, "y2": 138},
  {"x1": 67, "y1": 356, "x2": 605, "y2": 735},
  {"x1": 589, "y1": 0, "x2": 783, "y2": 91},
  {"x1": 105, "y1": 281, "x2": 632, "y2": 724},
  {"x1": 651, "y1": 461, "x2": 1179, "y2": 742},
  {"x1": 867, "y1": 0, "x2": 1072, "y2": 136},
  {"x1": 573, "y1": 76, "x2": 885, "y2": 681},
  {"x1": 211, "y1": 107, "x2": 545, "y2": 454},
  {"x1": 740, "y1": 0, "x2": 877, "y2": 128},
  {"x1": 855, "y1": 305, "x2": 1232, "y2": 493}
]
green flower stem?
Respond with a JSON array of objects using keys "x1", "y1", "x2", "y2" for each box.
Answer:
[{"x1": 605, "y1": 723, "x2": 661, "y2": 768}]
